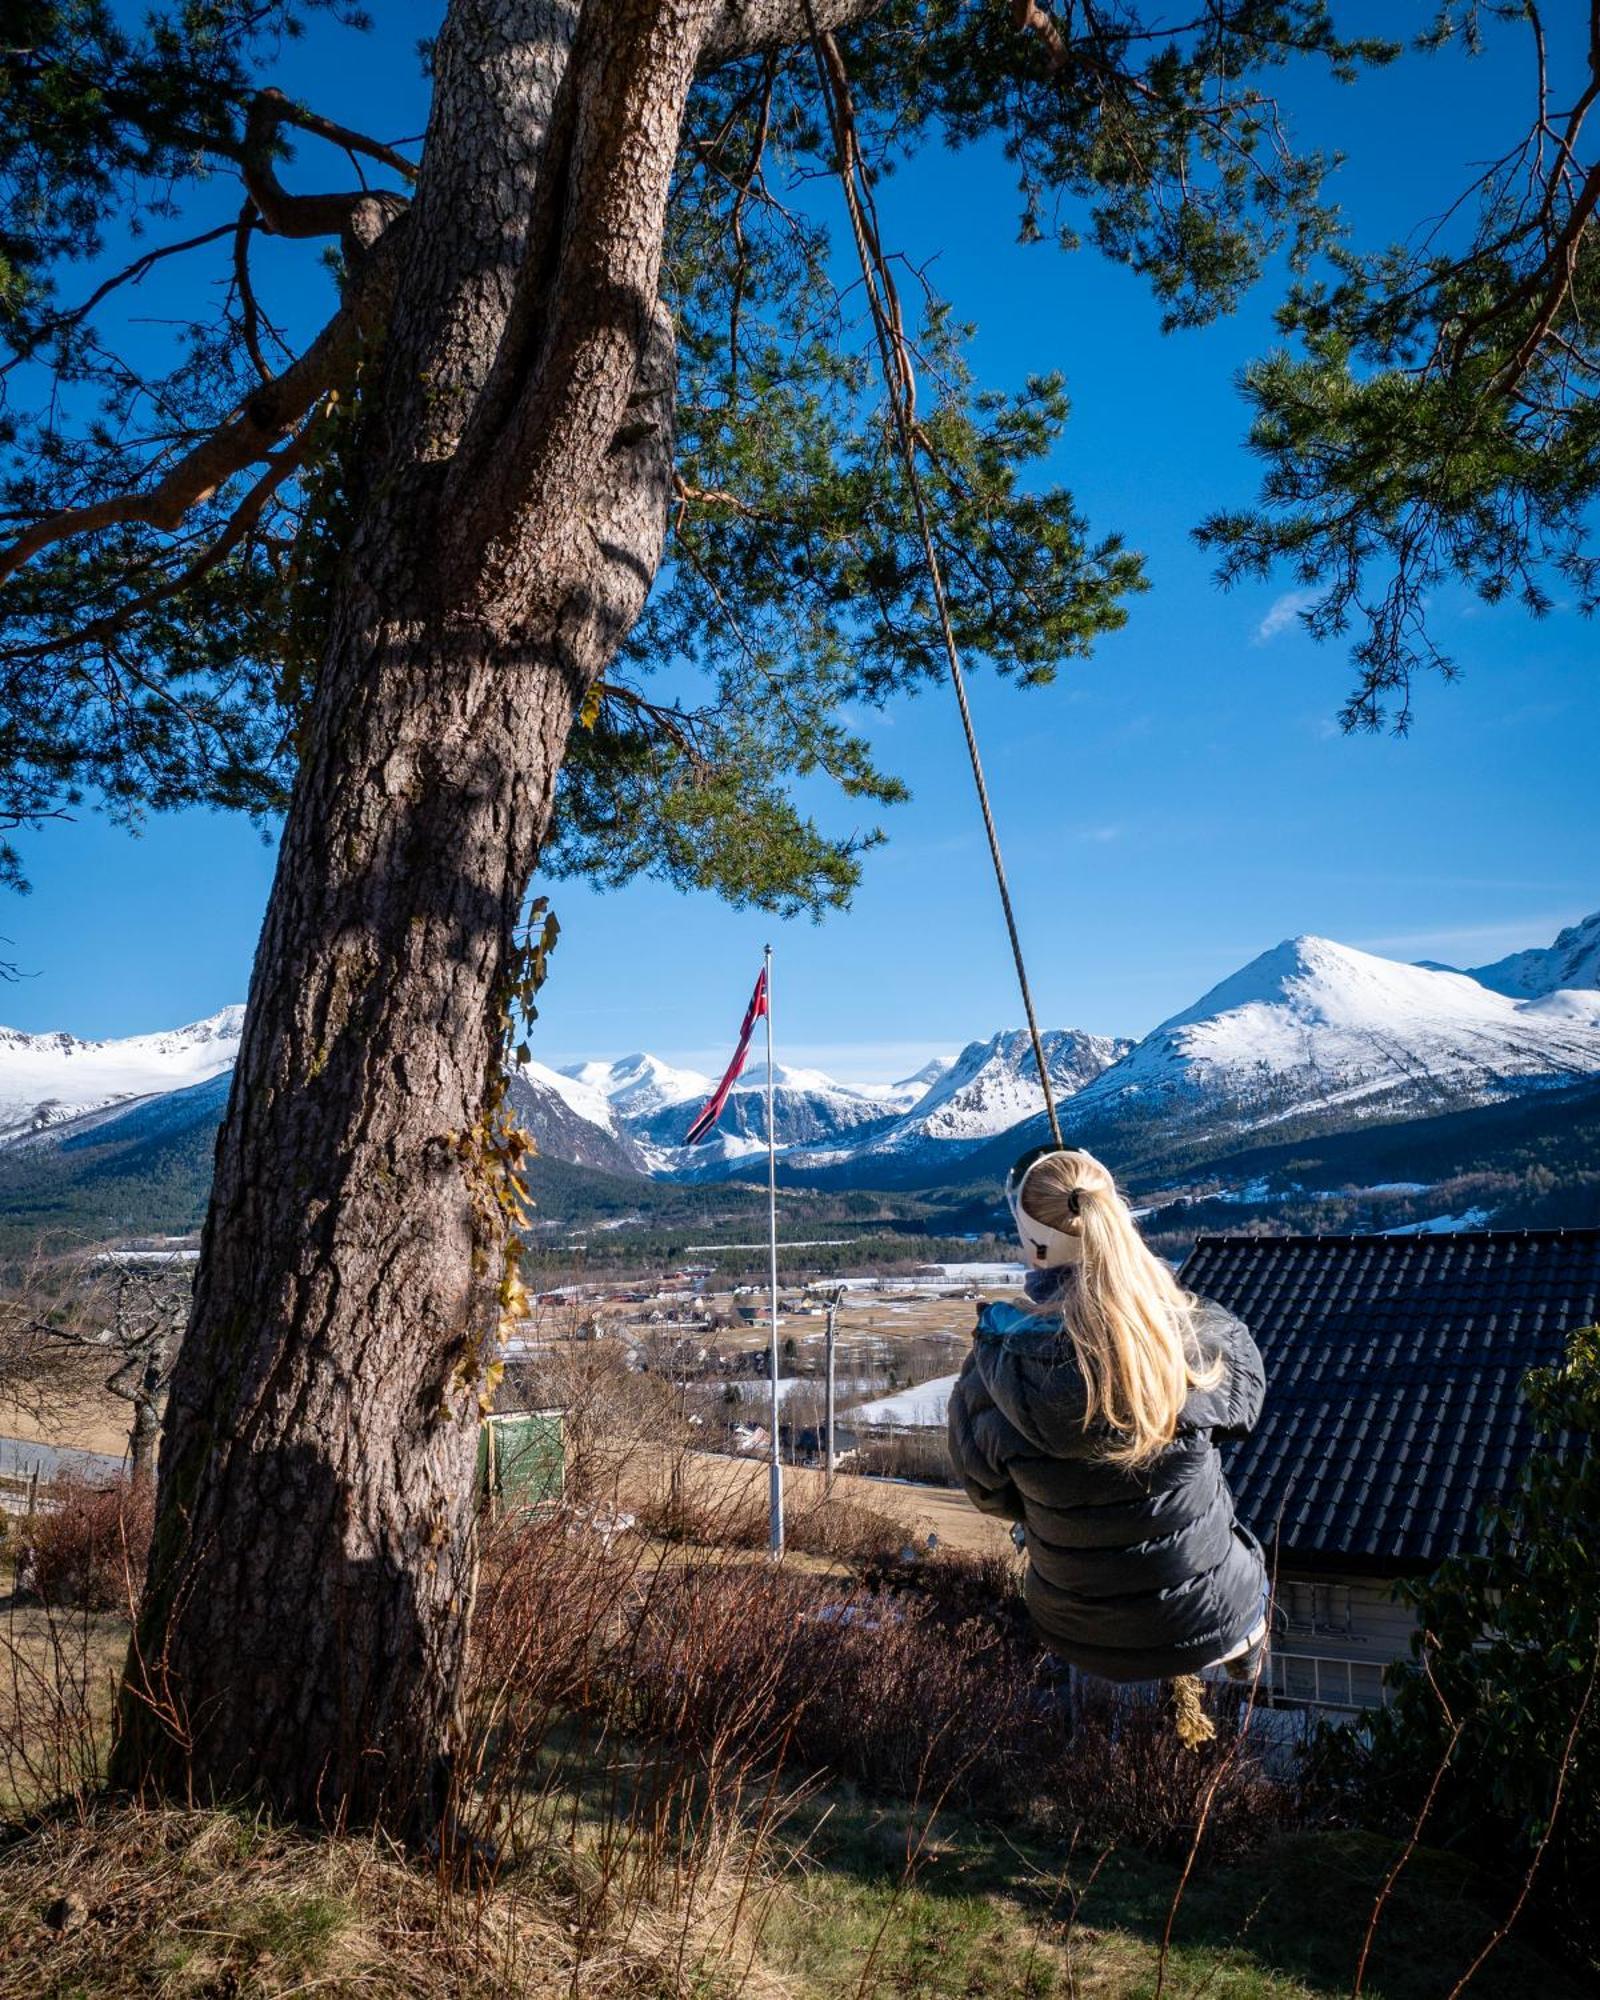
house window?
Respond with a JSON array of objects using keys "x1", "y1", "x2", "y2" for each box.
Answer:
[
  {"x1": 1281, "y1": 1654, "x2": 1320, "y2": 1702},
  {"x1": 1268, "y1": 1653, "x2": 1390, "y2": 1712},
  {"x1": 1282, "y1": 1582, "x2": 1352, "y2": 1636}
]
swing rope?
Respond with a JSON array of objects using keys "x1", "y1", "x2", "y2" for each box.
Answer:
[
  {"x1": 807, "y1": 22, "x2": 1223, "y2": 1746},
  {"x1": 803, "y1": 18, "x2": 1063, "y2": 1150}
]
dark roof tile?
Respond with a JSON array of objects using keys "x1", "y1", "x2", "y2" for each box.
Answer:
[{"x1": 1181, "y1": 1227, "x2": 1600, "y2": 1570}]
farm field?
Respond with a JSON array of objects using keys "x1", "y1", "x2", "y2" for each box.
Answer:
[{"x1": 599, "y1": 1440, "x2": 1014, "y2": 1561}]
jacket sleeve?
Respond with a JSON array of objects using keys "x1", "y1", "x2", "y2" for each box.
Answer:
[
  {"x1": 1215, "y1": 1315, "x2": 1267, "y2": 1439},
  {"x1": 946, "y1": 1350, "x2": 1025, "y2": 1522}
]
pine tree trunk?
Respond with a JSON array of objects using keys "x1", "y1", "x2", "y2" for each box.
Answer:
[{"x1": 111, "y1": 0, "x2": 696, "y2": 1828}]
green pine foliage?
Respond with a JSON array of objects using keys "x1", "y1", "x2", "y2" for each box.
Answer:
[
  {"x1": 2, "y1": 3, "x2": 1401, "y2": 910},
  {"x1": 1198, "y1": 3, "x2": 1600, "y2": 729}
]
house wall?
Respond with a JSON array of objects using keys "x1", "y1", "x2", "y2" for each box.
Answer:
[{"x1": 1262, "y1": 1568, "x2": 1419, "y2": 1714}]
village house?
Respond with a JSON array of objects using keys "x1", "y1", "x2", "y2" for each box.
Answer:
[{"x1": 1183, "y1": 1225, "x2": 1600, "y2": 1716}]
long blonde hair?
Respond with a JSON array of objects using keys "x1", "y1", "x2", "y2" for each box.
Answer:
[{"x1": 1018, "y1": 1149, "x2": 1220, "y2": 1468}]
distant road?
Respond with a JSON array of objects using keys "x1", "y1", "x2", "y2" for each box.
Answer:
[
  {"x1": 680, "y1": 1238, "x2": 867, "y2": 1250},
  {"x1": 0, "y1": 1433, "x2": 126, "y2": 1485}
]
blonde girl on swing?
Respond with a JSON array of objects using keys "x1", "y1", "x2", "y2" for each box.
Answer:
[{"x1": 947, "y1": 1145, "x2": 1270, "y2": 1695}]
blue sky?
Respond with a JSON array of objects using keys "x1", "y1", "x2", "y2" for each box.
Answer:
[{"x1": 3, "y1": 4, "x2": 1595, "y2": 1080}]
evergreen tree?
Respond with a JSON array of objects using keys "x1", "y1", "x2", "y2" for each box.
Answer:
[{"x1": 1328, "y1": 1326, "x2": 1600, "y2": 1973}]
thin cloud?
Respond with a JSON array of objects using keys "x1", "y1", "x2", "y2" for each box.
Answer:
[
  {"x1": 1353, "y1": 915, "x2": 1579, "y2": 961},
  {"x1": 1254, "y1": 588, "x2": 1318, "y2": 644}
]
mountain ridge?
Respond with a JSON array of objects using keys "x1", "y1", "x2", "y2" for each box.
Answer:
[{"x1": 4, "y1": 913, "x2": 1597, "y2": 1217}]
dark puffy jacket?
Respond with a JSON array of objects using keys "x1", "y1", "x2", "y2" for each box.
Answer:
[{"x1": 946, "y1": 1294, "x2": 1267, "y2": 1681}]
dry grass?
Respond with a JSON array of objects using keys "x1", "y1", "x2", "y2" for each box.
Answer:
[
  {"x1": 0, "y1": 1502, "x2": 1588, "y2": 1998},
  {"x1": 0, "y1": 1800, "x2": 797, "y2": 1998},
  {"x1": 0, "y1": 1597, "x2": 126, "y2": 1815},
  {"x1": 605, "y1": 1440, "x2": 1013, "y2": 1561}
]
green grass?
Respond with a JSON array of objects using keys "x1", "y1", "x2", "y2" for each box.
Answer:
[{"x1": 755, "y1": 1796, "x2": 1590, "y2": 2000}]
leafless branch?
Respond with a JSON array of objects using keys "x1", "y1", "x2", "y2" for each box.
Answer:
[
  {"x1": 0, "y1": 243, "x2": 391, "y2": 587},
  {"x1": 0, "y1": 224, "x2": 238, "y2": 379},
  {"x1": 1440, "y1": 1630, "x2": 1600, "y2": 2000}
]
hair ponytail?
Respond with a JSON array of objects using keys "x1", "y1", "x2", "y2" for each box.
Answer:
[{"x1": 1013, "y1": 1150, "x2": 1220, "y2": 1467}]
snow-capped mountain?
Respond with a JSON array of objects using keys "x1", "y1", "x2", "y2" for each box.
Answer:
[
  {"x1": 776, "y1": 1028, "x2": 1128, "y2": 1183},
  {"x1": 888, "y1": 1029, "x2": 1127, "y2": 1146},
  {"x1": 966, "y1": 934, "x2": 1600, "y2": 1183},
  {"x1": 565, "y1": 1049, "x2": 955, "y2": 1170},
  {"x1": 6, "y1": 913, "x2": 1598, "y2": 1213},
  {"x1": 0, "y1": 1007, "x2": 245, "y2": 1145},
  {"x1": 560, "y1": 1052, "x2": 713, "y2": 1120},
  {"x1": 0, "y1": 1007, "x2": 647, "y2": 1176},
  {"x1": 882, "y1": 1055, "x2": 955, "y2": 1103},
  {"x1": 507, "y1": 1061, "x2": 649, "y2": 1176},
  {"x1": 1466, "y1": 909, "x2": 1600, "y2": 999},
  {"x1": 631, "y1": 1060, "x2": 907, "y2": 1167}
]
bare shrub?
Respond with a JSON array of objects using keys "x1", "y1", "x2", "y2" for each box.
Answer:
[
  {"x1": 457, "y1": 1511, "x2": 798, "y2": 1977},
  {"x1": 783, "y1": 1490, "x2": 903, "y2": 1567},
  {"x1": 633, "y1": 1473, "x2": 767, "y2": 1549},
  {"x1": 859, "y1": 1543, "x2": 1028, "y2": 1630},
  {"x1": 17, "y1": 1473, "x2": 153, "y2": 1611},
  {"x1": 0, "y1": 1589, "x2": 121, "y2": 1812},
  {"x1": 617, "y1": 1557, "x2": 1045, "y2": 1812},
  {"x1": 1055, "y1": 1675, "x2": 1295, "y2": 1861},
  {"x1": 852, "y1": 1428, "x2": 957, "y2": 1485}
]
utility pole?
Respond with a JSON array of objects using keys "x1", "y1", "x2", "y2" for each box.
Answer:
[{"x1": 824, "y1": 1285, "x2": 844, "y2": 1488}]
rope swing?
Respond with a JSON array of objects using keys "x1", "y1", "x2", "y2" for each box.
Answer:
[
  {"x1": 804, "y1": 15, "x2": 1063, "y2": 1150},
  {"x1": 807, "y1": 20, "x2": 1228, "y2": 1747}
]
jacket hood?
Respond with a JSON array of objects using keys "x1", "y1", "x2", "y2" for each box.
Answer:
[{"x1": 971, "y1": 1294, "x2": 1262, "y2": 1453}]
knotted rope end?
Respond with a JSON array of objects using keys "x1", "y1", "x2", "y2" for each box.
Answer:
[{"x1": 1168, "y1": 1673, "x2": 1216, "y2": 1752}]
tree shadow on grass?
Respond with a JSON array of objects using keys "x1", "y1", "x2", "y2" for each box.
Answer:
[{"x1": 780, "y1": 1794, "x2": 1593, "y2": 2000}]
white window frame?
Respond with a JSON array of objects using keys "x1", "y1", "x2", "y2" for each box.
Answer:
[{"x1": 1268, "y1": 1651, "x2": 1391, "y2": 1712}]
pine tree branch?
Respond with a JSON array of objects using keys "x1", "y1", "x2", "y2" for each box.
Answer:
[
  {"x1": 241, "y1": 87, "x2": 414, "y2": 249},
  {"x1": 0, "y1": 223, "x2": 239, "y2": 379},
  {"x1": 701, "y1": 0, "x2": 884, "y2": 65},
  {"x1": 0, "y1": 243, "x2": 394, "y2": 587},
  {"x1": 0, "y1": 423, "x2": 317, "y2": 661}
]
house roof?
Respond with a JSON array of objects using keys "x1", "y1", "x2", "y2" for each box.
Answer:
[{"x1": 1179, "y1": 1227, "x2": 1599, "y2": 1573}]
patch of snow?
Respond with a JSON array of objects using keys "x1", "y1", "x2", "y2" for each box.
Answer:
[
  {"x1": 1467, "y1": 910, "x2": 1600, "y2": 998},
  {"x1": 522, "y1": 1057, "x2": 627, "y2": 1134},
  {"x1": 1378, "y1": 1209, "x2": 1495, "y2": 1236},
  {"x1": 846, "y1": 1374, "x2": 960, "y2": 1430}
]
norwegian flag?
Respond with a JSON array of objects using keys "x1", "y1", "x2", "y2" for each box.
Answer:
[{"x1": 685, "y1": 967, "x2": 770, "y2": 1145}]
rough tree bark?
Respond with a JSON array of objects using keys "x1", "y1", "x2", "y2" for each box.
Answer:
[{"x1": 112, "y1": 0, "x2": 876, "y2": 1827}]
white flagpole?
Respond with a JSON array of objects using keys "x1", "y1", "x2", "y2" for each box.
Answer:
[{"x1": 765, "y1": 941, "x2": 784, "y2": 1557}]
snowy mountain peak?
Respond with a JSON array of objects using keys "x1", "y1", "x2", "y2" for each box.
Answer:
[
  {"x1": 893, "y1": 1055, "x2": 955, "y2": 1093},
  {"x1": 0, "y1": 1006, "x2": 247, "y2": 1144},
  {"x1": 897, "y1": 1026, "x2": 1130, "y2": 1138},
  {"x1": 763, "y1": 1025, "x2": 1129, "y2": 1180},
  {"x1": 1160, "y1": 934, "x2": 1497, "y2": 1039},
  {"x1": 1069, "y1": 928, "x2": 1600, "y2": 1141},
  {"x1": 1468, "y1": 910, "x2": 1600, "y2": 999},
  {"x1": 560, "y1": 1051, "x2": 712, "y2": 1117}
]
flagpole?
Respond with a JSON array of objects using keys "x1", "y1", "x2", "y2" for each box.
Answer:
[{"x1": 765, "y1": 941, "x2": 784, "y2": 1557}]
